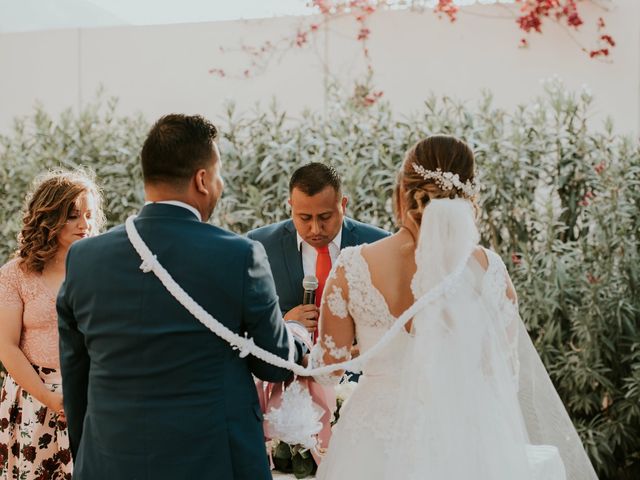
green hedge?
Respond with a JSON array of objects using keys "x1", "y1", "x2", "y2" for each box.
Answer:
[{"x1": 1, "y1": 80, "x2": 638, "y2": 479}]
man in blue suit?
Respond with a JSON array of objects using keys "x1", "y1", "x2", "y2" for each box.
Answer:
[
  {"x1": 247, "y1": 163, "x2": 389, "y2": 337},
  {"x1": 57, "y1": 114, "x2": 306, "y2": 480}
]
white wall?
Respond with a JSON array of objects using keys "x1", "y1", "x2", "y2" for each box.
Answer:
[{"x1": 1, "y1": 1, "x2": 638, "y2": 136}]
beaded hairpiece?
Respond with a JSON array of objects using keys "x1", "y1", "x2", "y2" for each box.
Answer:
[{"x1": 412, "y1": 163, "x2": 479, "y2": 197}]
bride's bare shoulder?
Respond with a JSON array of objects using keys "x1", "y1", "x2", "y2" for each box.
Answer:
[
  {"x1": 359, "y1": 233, "x2": 417, "y2": 278},
  {"x1": 471, "y1": 246, "x2": 490, "y2": 271},
  {"x1": 360, "y1": 231, "x2": 405, "y2": 256},
  {"x1": 472, "y1": 247, "x2": 518, "y2": 301}
]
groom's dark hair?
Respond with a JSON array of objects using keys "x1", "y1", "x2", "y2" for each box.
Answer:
[
  {"x1": 289, "y1": 162, "x2": 342, "y2": 196},
  {"x1": 141, "y1": 114, "x2": 218, "y2": 187}
]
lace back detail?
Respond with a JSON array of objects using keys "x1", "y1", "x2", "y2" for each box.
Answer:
[
  {"x1": 481, "y1": 248, "x2": 521, "y2": 383},
  {"x1": 333, "y1": 246, "x2": 395, "y2": 329},
  {"x1": 482, "y1": 249, "x2": 519, "y2": 319}
]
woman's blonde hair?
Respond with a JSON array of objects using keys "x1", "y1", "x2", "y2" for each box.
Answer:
[{"x1": 17, "y1": 169, "x2": 105, "y2": 273}]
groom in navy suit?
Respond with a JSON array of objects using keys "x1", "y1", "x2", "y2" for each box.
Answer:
[
  {"x1": 57, "y1": 114, "x2": 306, "y2": 480},
  {"x1": 248, "y1": 163, "x2": 389, "y2": 336}
]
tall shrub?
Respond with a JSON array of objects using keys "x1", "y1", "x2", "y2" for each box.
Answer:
[
  {"x1": 0, "y1": 93, "x2": 147, "y2": 261},
  {"x1": 0, "y1": 80, "x2": 637, "y2": 478}
]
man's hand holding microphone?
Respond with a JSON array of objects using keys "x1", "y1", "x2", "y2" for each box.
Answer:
[{"x1": 284, "y1": 275, "x2": 319, "y2": 337}]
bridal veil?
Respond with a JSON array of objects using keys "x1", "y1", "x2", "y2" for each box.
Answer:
[{"x1": 385, "y1": 198, "x2": 598, "y2": 480}]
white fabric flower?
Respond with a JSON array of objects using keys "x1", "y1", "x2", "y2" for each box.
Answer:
[{"x1": 264, "y1": 381, "x2": 324, "y2": 450}]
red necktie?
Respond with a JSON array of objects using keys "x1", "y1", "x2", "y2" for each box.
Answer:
[
  {"x1": 314, "y1": 245, "x2": 332, "y2": 342},
  {"x1": 315, "y1": 245, "x2": 332, "y2": 307}
]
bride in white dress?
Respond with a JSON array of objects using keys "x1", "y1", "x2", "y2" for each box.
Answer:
[{"x1": 310, "y1": 135, "x2": 598, "y2": 480}]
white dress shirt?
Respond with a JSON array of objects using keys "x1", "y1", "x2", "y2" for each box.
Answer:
[
  {"x1": 144, "y1": 200, "x2": 202, "y2": 222},
  {"x1": 296, "y1": 229, "x2": 343, "y2": 277}
]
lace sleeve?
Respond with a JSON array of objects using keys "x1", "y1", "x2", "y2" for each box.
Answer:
[
  {"x1": 310, "y1": 255, "x2": 354, "y2": 386},
  {"x1": 0, "y1": 259, "x2": 24, "y2": 309}
]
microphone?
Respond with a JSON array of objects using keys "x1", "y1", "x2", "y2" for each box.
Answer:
[{"x1": 302, "y1": 275, "x2": 318, "y2": 305}]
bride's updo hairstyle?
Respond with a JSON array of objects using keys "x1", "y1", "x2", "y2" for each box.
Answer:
[{"x1": 396, "y1": 134, "x2": 476, "y2": 230}]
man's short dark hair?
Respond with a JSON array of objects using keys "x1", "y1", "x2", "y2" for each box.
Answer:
[
  {"x1": 289, "y1": 162, "x2": 342, "y2": 196},
  {"x1": 141, "y1": 114, "x2": 218, "y2": 186}
]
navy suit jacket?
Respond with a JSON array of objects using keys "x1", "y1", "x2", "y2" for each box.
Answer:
[
  {"x1": 57, "y1": 203, "x2": 304, "y2": 480},
  {"x1": 247, "y1": 217, "x2": 389, "y2": 315}
]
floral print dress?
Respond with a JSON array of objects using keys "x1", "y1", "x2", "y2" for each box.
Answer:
[{"x1": 0, "y1": 259, "x2": 72, "y2": 480}]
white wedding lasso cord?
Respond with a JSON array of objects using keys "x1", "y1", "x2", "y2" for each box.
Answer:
[{"x1": 125, "y1": 215, "x2": 470, "y2": 376}]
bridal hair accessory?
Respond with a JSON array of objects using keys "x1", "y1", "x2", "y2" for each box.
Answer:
[{"x1": 412, "y1": 164, "x2": 479, "y2": 197}]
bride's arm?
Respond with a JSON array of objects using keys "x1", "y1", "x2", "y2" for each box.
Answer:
[{"x1": 310, "y1": 264, "x2": 355, "y2": 385}]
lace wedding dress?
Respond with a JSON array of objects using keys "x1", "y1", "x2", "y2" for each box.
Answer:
[
  {"x1": 310, "y1": 199, "x2": 598, "y2": 480},
  {"x1": 312, "y1": 245, "x2": 412, "y2": 478}
]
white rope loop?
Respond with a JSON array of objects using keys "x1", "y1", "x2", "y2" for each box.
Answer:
[{"x1": 125, "y1": 215, "x2": 469, "y2": 376}]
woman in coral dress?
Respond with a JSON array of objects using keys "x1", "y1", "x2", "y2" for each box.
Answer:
[{"x1": 0, "y1": 170, "x2": 103, "y2": 479}]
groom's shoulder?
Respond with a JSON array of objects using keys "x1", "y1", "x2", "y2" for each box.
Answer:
[
  {"x1": 246, "y1": 219, "x2": 293, "y2": 244},
  {"x1": 68, "y1": 224, "x2": 126, "y2": 253},
  {"x1": 201, "y1": 223, "x2": 254, "y2": 249},
  {"x1": 71, "y1": 221, "x2": 254, "y2": 256},
  {"x1": 177, "y1": 221, "x2": 256, "y2": 254},
  {"x1": 64, "y1": 225, "x2": 128, "y2": 270}
]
